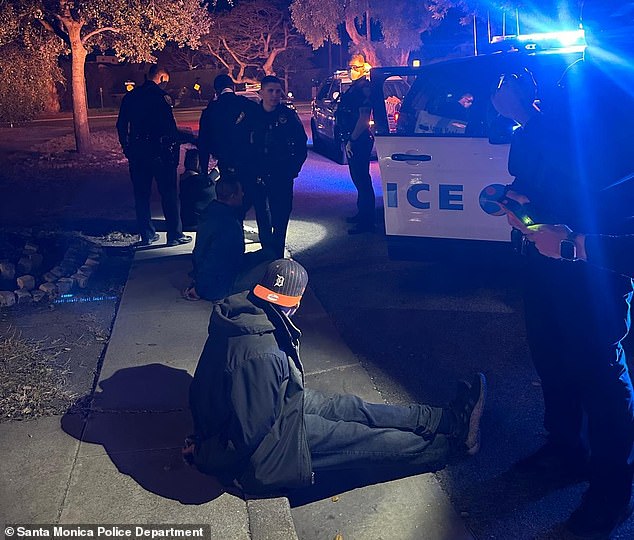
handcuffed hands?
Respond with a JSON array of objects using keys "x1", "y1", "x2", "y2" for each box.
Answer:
[{"x1": 345, "y1": 141, "x2": 353, "y2": 159}]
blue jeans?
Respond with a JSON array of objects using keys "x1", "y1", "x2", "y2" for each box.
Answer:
[{"x1": 303, "y1": 388, "x2": 450, "y2": 472}]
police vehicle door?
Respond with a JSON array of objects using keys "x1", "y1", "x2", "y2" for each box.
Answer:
[{"x1": 372, "y1": 58, "x2": 515, "y2": 244}]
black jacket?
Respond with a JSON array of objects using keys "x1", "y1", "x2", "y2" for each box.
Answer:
[
  {"x1": 189, "y1": 291, "x2": 312, "y2": 493},
  {"x1": 335, "y1": 77, "x2": 372, "y2": 143},
  {"x1": 252, "y1": 104, "x2": 308, "y2": 181},
  {"x1": 197, "y1": 91, "x2": 258, "y2": 172},
  {"x1": 192, "y1": 200, "x2": 245, "y2": 302},
  {"x1": 116, "y1": 81, "x2": 178, "y2": 160}
]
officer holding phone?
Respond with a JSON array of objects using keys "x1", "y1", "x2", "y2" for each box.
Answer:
[{"x1": 492, "y1": 2, "x2": 634, "y2": 537}]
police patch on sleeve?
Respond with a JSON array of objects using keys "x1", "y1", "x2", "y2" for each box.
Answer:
[
  {"x1": 279, "y1": 115, "x2": 288, "y2": 124},
  {"x1": 164, "y1": 95, "x2": 173, "y2": 107}
]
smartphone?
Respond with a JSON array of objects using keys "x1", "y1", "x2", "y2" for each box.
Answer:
[{"x1": 498, "y1": 196, "x2": 536, "y2": 226}]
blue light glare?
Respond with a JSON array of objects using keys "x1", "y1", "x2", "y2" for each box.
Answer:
[{"x1": 516, "y1": 29, "x2": 585, "y2": 47}]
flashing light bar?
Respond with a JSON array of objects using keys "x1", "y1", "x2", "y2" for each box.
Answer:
[{"x1": 489, "y1": 29, "x2": 586, "y2": 53}]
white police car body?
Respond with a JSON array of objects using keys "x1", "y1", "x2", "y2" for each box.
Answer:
[{"x1": 370, "y1": 37, "x2": 583, "y2": 258}]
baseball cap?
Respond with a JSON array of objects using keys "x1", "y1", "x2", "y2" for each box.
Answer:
[{"x1": 253, "y1": 259, "x2": 308, "y2": 308}]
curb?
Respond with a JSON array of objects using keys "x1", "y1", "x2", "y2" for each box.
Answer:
[{"x1": 247, "y1": 497, "x2": 299, "y2": 540}]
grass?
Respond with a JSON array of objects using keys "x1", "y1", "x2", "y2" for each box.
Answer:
[{"x1": 0, "y1": 329, "x2": 79, "y2": 421}]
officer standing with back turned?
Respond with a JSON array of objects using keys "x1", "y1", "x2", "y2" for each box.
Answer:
[{"x1": 117, "y1": 65, "x2": 192, "y2": 247}]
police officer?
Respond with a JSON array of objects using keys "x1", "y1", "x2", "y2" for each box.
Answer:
[
  {"x1": 116, "y1": 65, "x2": 192, "y2": 247},
  {"x1": 492, "y1": 2, "x2": 634, "y2": 537},
  {"x1": 336, "y1": 54, "x2": 375, "y2": 234},
  {"x1": 251, "y1": 75, "x2": 307, "y2": 258},
  {"x1": 197, "y1": 74, "x2": 258, "y2": 180}
]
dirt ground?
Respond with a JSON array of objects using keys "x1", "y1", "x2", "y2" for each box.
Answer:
[{"x1": 0, "y1": 129, "x2": 137, "y2": 422}]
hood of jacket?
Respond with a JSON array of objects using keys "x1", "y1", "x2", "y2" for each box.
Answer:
[{"x1": 209, "y1": 290, "x2": 301, "y2": 342}]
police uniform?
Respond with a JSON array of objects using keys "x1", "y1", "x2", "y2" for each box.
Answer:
[
  {"x1": 336, "y1": 77, "x2": 375, "y2": 228},
  {"x1": 116, "y1": 80, "x2": 184, "y2": 244},
  {"x1": 508, "y1": 55, "x2": 634, "y2": 515},
  {"x1": 197, "y1": 90, "x2": 258, "y2": 179},
  {"x1": 251, "y1": 103, "x2": 307, "y2": 258}
]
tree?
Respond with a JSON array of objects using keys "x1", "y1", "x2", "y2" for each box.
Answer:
[
  {"x1": 200, "y1": 0, "x2": 310, "y2": 84},
  {"x1": 0, "y1": 2, "x2": 64, "y2": 124},
  {"x1": 290, "y1": 0, "x2": 471, "y2": 66},
  {"x1": 4, "y1": 0, "x2": 211, "y2": 153},
  {"x1": 155, "y1": 43, "x2": 209, "y2": 72}
]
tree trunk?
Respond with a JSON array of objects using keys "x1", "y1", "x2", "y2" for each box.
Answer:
[
  {"x1": 68, "y1": 22, "x2": 91, "y2": 153},
  {"x1": 344, "y1": 16, "x2": 379, "y2": 67}
]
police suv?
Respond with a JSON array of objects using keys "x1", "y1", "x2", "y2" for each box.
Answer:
[{"x1": 369, "y1": 32, "x2": 584, "y2": 259}]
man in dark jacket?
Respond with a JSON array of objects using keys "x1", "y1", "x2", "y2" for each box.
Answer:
[
  {"x1": 116, "y1": 65, "x2": 192, "y2": 247},
  {"x1": 187, "y1": 259, "x2": 486, "y2": 494},
  {"x1": 251, "y1": 76, "x2": 308, "y2": 258},
  {"x1": 183, "y1": 177, "x2": 272, "y2": 302},
  {"x1": 491, "y1": 2, "x2": 634, "y2": 537},
  {"x1": 197, "y1": 74, "x2": 258, "y2": 179}
]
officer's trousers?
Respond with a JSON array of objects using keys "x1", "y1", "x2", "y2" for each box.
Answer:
[
  {"x1": 244, "y1": 176, "x2": 293, "y2": 259},
  {"x1": 303, "y1": 388, "x2": 450, "y2": 472},
  {"x1": 129, "y1": 155, "x2": 183, "y2": 242},
  {"x1": 347, "y1": 134, "x2": 375, "y2": 225},
  {"x1": 523, "y1": 253, "x2": 634, "y2": 504}
]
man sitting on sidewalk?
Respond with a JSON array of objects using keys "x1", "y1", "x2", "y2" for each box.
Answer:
[
  {"x1": 183, "y1": 177, "x2": 272, "y2": 302},
  {"x1": 185, "y1": 258, "x2": 487, "y2": 494}
]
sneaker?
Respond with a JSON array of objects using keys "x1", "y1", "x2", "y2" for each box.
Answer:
[
  {"x1": 450, "y1": 373, "x2": 487, "y2": 455},
  {"x1": 135, "y1": 233, "x2": 160, "y2": 247},
  {"x1": 566, "y1": 489, "x2": 633, "y2": 539},
  {"x1": 167, "y1": 235, "x2": 193, "y2": 247}
]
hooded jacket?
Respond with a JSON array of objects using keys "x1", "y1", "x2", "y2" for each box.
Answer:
[{"x1": 189, "y1": 290, "x2": 313, "y2": 493}]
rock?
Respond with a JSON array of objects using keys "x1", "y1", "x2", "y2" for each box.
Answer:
[
  {"x1": 0, "y1": 291, "x2": 16, "y2": 307},
  {"x1": 84, "y1": 257, "x2": 100, "y2": 267},
  {"x1": 14, "y1": 289, "x2": 32, "y2": 304},
  {"x1": 72, "y1": 272, "x2": 90, "y2": 288},
  {"x1": 0, "y1": 262, "x2": 16, "y2": 280},
  {"x1": 16, "y1": 275, "x2": 35, "y2": 290},
  {"x1": 39, "y1": 282, "x2": 58, "y2": 297},
  {"x1": 56, "y1": 277, "x2": 74, "y2": 294},
  {"x1": 50, "y1": 266, "x2": 65, "y2": 278},
  {"x1": 22, "y1": 241, "x2": 38, "y2": 253},
  {"x1": 42, "y1": 272, "x2": 57, "y2": 283},
  {"x1": 79, "y1": 265, "x2": 93, "y2": 276},
  {"x1": 31, "y1": 290, "x2": 46, "y2": 303}
]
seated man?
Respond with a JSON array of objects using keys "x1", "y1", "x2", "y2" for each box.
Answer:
[
  {"x1": 183, "y1": 177, "x2": 271, "y2": 302},
  {"x1": 186, "y1": 258, "x2": 487, "y2": 494},
  {"x1": 179, "y1": 148, "x2": 217, "y2": 231}
]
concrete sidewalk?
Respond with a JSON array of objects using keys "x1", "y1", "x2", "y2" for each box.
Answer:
[{"x1": 0, "y1": 232, "x2": 472, "y2": 540}]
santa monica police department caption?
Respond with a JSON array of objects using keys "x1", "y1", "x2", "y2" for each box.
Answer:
[{"x1": 4, "y1": 526, "x2": 210, "y2": 540}]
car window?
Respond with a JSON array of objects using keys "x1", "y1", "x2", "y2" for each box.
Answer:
[
  {"x1": 330, "y1": 80, "x2": 349, "y2": 102},
  {"x1": 317, "y1": 80, "x2": 333, "y2": 101},
  {"x1": 392, "y1": 52, "x2": 580, "y2": 139},
  {"x1": 396, "y1": 58, "x2": 501, "y2": 138}
]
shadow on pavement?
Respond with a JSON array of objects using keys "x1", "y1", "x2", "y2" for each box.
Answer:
[{"x1": 61, "y1": 363, "x2": 225, "y2": 505}]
